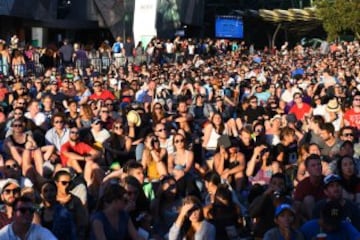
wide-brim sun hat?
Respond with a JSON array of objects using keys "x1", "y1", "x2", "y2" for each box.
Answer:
[
  {"x1": 326, "y1": 98, "x2": 341, "y2": 113},
  {"x1": 127, "y1": 110, "x2": 141, "y2": 127}
]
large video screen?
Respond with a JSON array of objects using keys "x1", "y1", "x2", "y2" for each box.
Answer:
[{"x1": 215, "y1": 16, "x2": 243, "y2": 39}]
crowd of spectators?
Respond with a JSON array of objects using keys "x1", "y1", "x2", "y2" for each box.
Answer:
[{"x1": 0, "y1": 35, "x2": 359, "y2": 239}]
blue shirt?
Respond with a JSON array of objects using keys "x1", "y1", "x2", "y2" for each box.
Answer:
[{"x1": 300, "y1": 219, "x2": 360, "y2": 240}]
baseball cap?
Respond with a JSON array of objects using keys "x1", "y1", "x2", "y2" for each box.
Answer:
[
  {"x1": 275, "y1": 204, "x2": 295, "y2": 217},
  {"x1": 0, "y1": 178, "x2": 20, "y2": 193},
  {"x1": 321, "y1": 201, "x2": 343, "y2": 227},
  {"x1": 324, "y1": 174, "x2": 341, "y2": 187}
]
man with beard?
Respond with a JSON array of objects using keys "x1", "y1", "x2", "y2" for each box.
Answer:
[{"x1": 0, "y1": 178, "x2": 21, "y2": 229}]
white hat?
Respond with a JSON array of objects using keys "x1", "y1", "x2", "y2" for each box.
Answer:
[{"x1": 0, "y1": 178, "x2": 20, "y2": 193}]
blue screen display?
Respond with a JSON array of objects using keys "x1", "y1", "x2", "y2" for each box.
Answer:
[{"x1": 215, "y1": 16, "x2": 243, "y2": 39}]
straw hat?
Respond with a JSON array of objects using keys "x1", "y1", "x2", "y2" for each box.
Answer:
[
  {"x1": 126, "y1": 110, "x2": 141, "y2": 127},
  {"x1": 326, "y1": 98, "x2": 341, "y2": 113}
]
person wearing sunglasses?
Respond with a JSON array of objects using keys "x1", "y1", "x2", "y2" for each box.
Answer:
[
  {"x1": 60, "y1": 127, "x2": 103, "y2": 189},
  {"x1": 54, "y1": 169, "x2": 88, "y2": 240},
  {"x1": 168, "y1": 133, "x2": 194, "y2": 175},
  {"x1": 89, "y1": 80, "x2": 115, "y2": 101},
  {"x1": 0, "y1": 178, "x2": 21, "y2": 229},
  {"x1": 39, "y1": 180, "x2": 77, "y2": 240},
  {"x1": 0, "y1": 196, "x2": 57, "y2": 239},
  {"x1": 104, "y1": 119, "x2": 133, "y2": 167}
]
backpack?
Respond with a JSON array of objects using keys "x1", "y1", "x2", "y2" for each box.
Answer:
[{"x1": 112, "y1": 42, "x2": 121, "y2": 53}]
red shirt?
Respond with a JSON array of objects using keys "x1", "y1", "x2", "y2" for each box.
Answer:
[
  {"x1": 293, "y1": 177, "x2": 326, "y2": 202},
  {"x1": 89, "y1": 90, "x2": 115, "y2": 101},
  {"x1": 344, "y1": 108, "x2": 360, "y2": 130},
  {"x1": 60, "y1": 141, "x2": 93, "y2": 166},
  {"x1": 289, "y1": 103, "x2": 311, "y2": 121}
]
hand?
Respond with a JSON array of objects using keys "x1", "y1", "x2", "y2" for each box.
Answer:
[
  {"x1": 128, "y1": 121, "x2": 135, "y2": 128},
  {"x1": 254, "y1": 145, "x2": 266, "y2": 155},
  {"x1": 221, "y1": 171, "x2": 230, "y2": 180},
  {"x1": 179, "y1": 203, "x2": 194, "y2": 218}
]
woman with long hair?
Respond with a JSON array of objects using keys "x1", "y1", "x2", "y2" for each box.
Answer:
[
  {"x1": 103, "y1": 119, "x2": 133, "y2": 166},
  {"x1": 74, "y1": 79, "x2": 91, "y2": 105},
  {"x1": 151, "y1": 102, "x2": 167, "y2": 125},
  {"x1": 76, "y1": 103, "x2": 94, "y2": 128},
  {"x1": 213, "y1": 138, "x2": 246, "y2": 192},
  {"x1": 167, "y1": 133, "x2": 194, "y2": 174},
  {"x1": 246, "y1": 144, "x2": 281, "y2": 186},
  {"x1": 169, "y1": 196, "x2": 216, "y2": 240},
  {"x1": 3, "y1": 118, "x2": 45, "y2": 177},
  {"x1": 202, "y1": 112, "x2": 229, "y2": 168},
  {"x1": 141, "y1": 134, "x2": 168, "y2": 182},
  {"x1": 39, "y1": 181, "x2": 77, "y2": 240},
  {"x1": 204, "y1": 185, "x2": 244, "y2": 240},
  {"x1": 336, "y1": 155, "x2": 360, "y2": 208},
  {"x1": 90, "y1": 183, "x2": 143, "y2": 240}
]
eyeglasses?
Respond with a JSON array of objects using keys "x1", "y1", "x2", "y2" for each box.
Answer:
[
  {"x1": 3, "y1": 188, "x2": 20, "y2": 195},
  {"x1": 16, "y1": 207, "x2": 35, "y2": 215},
  {"x1": 6, "y1": 164, "x2": 19, "y2": 169},
  {"x1": 175, "y1": 139, "x2": 184, "y2": 143},
  {"x1": 12, "y1": 124, "x2": 23, "y2": 128},
  {"x1": 54, "y1": 120, "x2": 64, "y2": 124},
  {"x1": 70, "y1": 131, "x2": 79, "y2": 135},
  {"x1": 157, "y1": 128, "x2": 166, "y2": 132},
  {"x1": 59, "y1": 181, "x2": 71, "y2": 186},
  {"x1": 343, "y1": 133, "x2": 354, "y2": 137}
]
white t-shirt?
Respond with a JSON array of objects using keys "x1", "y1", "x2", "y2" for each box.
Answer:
[{"x1": 0, "y1": 223, "x2": 57, "y2": 240}]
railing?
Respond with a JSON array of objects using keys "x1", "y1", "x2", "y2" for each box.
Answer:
[{"x1": 0, "y1": 54, "x2": 148, "y2": 77}]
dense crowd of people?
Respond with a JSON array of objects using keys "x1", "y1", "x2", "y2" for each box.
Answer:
[{"x1": 0, "y1": 35, "x2": 359, "y2": 239}]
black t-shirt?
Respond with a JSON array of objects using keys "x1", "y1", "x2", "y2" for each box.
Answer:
[
  {"x1": 244, "y1": 106, "x2": 265, "y2": 123},
  {"x1": 273, "y1": 142, "x2": 298, "y2": 166}
]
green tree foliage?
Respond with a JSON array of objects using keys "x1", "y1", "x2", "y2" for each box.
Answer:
[{"x1": 314, "y1": 0, "x2": 360, "y2": 40}]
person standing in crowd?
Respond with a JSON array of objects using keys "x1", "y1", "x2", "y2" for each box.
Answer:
[{"x1": 59, "y1": 39, "x2": 74, "y2": 67}]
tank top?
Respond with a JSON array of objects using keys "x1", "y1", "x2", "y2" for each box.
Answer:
[
  {"x1": 90, "y1": 211, "x2": 129, "y2": 240},
  {"x1": 10, "y1": 134, "x2": 29, "y2": 148},
  {"x1": 147, "y1": 159, "x2": 161, "y2": 181},
  {"x1": 206, "y1": 126, "x2": 228, "y2": 150}
]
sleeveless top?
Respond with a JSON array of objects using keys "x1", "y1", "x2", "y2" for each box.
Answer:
[
  {"x1": 147, "y1": 158, "x2": 161, "y2": 181},
  {"x1": 90, "y1": 210, "x2": 130, "y2": 240},
  {"x1": 10, "y1": 133, "x2": 29, "y2": 148},
  {"x1": 173, "y1": 150, "x2": 190, "y2": 169},
  {"x1": 206, "y1": 126, "x2": 228, "y2": 150}
]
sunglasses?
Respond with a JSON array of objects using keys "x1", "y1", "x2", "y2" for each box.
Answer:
[
  {"x1": 343, "y1": 133, "x2": 354, "y2": 137},
  {"x1": 93, "y1": 85, "x2": 101, "y2": 87},
  {"x1": 14, "y1": 112, "x2": 23, "y2": 115},
  {"x1": 59, "y1": 181, "x2": 71, "y2": 186},
  {"x1": 114, "y1": 125, "x2": 123, "y2": 130},
  {"x1": 105, "y1": 103, "x2": 112, "y2": 106},
  {"x1": 154, "y1": 107, "x2": 162, "y2": 110},
  {"x1": 17, "y1": 102, "x2": 25, "y2": 105},
  {"x1": 6, "y1": 164, "x2": 19, "y2": 169},
  {"x1": 16, "y1": 207, "x2": 35, "y2": 215},
  {"x1": 175, "y1": 139, "x2": 184, "y2": 143},
  {"x1": 12, "y1": 124, "x2": 23, "y2": 128},
  {"x1": 54, "y1": 120, "x2": 64, "y2": 124},
  {"x1": 3, "y1": 188, "x2": 20, "y2": 195},
  {"x1": 157, "y1": 128, "x2": 166, "y2": 132},
  {"x1": 70, "y1": 131, "x2": 79, "y2": 135},
  {"x1": 101, "y1": 111, "x2": 109, "y2": 113}
]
